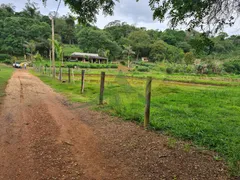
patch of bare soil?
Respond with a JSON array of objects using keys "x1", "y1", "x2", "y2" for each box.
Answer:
[{"x1": 0, "y1": 70, "x2": 229, "y2": 179}]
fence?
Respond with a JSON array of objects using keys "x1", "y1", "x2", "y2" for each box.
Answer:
[{"x1": 34, "y1": 65, "x2": 153, "y2": 129}]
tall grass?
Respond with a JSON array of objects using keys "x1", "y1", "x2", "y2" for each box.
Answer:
[{"x1": 0, "y1": 64, "x2": 14, "y2": 99}]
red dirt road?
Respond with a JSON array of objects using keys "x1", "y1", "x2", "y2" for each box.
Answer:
[{"x1": 0, "y1": 70, "x2": 229, "y2": 179}]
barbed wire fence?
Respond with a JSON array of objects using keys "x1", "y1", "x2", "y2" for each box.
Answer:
[{"x1": 34, "y1": 65, "x2": 154, "y2": 128}]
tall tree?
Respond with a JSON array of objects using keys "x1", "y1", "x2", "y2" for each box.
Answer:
[
  {"x1": 127, "y1": 30, "x2": 151, "y2": 60},
  {"x1": 76, "y1": 26, "x2": 122, "y2": 60}
]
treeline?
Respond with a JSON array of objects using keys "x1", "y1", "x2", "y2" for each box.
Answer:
[{"x1": 1, "y1": 3, "x2": 240, "y2": 64}]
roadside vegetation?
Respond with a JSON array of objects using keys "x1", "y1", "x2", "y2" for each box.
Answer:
[{"x1": 0, "y1": 64, "x2": 13, "y2": 101}]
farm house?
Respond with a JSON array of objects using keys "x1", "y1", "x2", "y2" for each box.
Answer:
[{"x1": 65, "y1": 52, "x2": 108, "y2": 64}]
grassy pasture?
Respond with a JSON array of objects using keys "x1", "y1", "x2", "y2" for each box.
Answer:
[{"x1": 34, "y1": 66, "x2": 240, "y2": 175}]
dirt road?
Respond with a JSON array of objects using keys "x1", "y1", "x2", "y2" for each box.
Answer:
[{"x1": 0, "y1": 70, "x2": 228, "y2": 179}]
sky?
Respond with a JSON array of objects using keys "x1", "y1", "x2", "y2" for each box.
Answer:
[{"x1": 2, "y1": 0, "x2": 240, "y2": 35}]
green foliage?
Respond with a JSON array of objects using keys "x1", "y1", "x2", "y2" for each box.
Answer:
[
  {"x1": 166, "y1": 67, "x2": 173, "y2": 74},
  {"x1": 223, "y1": 60, "x2": 240, "y2": 74},
  {"x1": 0, "y1": 54, "x2": 11, "y2": 61},
  {"x1": 136, "y1": 66, "x2": 149, "y2": 72},
  {"x1": 120, "y1": 61, "x2": 126, "y2": 65},
  {"x1": 34, "y1": 52, "x2": 43, "y2": 61},
  {"x1": 0, "y1": 64, "x2": 14, "y2": 98},
  {"x1": 127, "y1": 30, "x2": 151, "y2": 58},
  {"x1": 42, "y1": 0, "x2": 237, "y2": 33},
  {"x1": 3, "y1": 60, "x2": 12, "y2": 65},
  {"x1": 0, "y1": 14, "x2": 50, "y2": 56},
  {"x1": 104, "y1": 20, "x2": 137, "y2": 43},
  {"x1": 184, "y1": 52, "x2": 195, "y2": 65},
  {"x1": 149, "y1": 40, "x2": 184, "y2": 63},
  {"x1": 63, "y1": 44, "x2": 82, "y2": 56},
  {"x1": 76, "y1": 26, "x2": 122, "y2": 60}
]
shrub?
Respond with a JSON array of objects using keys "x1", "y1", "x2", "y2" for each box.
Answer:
[
  {"x1": 0, "y1": 54, "x2": 11, "y2": 61},
  {"x1": 223, "y1": 60, "x2": 240, "y2": 74},
  {"x1": 110, "y1": 64, "x2": 118, "y2": 68},
  {"x1": 120, "y1": 61, "x2": 126, "y2": 65},
  {"x1": 34, "y1": 52, "x2": 43, "y2": 61},
  {"x1": 166, "y1": 67, "x2": 173, "y2": 74},
  {"x1": 3, "y1": 60, "x2": 11, "y2": 65},
  {"x1": 184, "y1": 52, "x2": 195, "y2": 65},
  {"x1": 137, "y1": 66, "x2": 149, "y2": 72}
]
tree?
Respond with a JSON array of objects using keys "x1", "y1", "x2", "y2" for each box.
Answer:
[
  {"x1": 20, "y1": 0, "x2": 41, "y2": 19},
  {"x1": 184, "y1": 52, "x2": 195, "y2": 65},
  {"x1": 55, "y1": 15, "x2": 76, "y2": 44},
  {"x1": 149, "y1": 40, "x2": 184, "y2": 63},
  {"x1": 0, "y1": 4, "x2": 15, "y2": 18},
  {"x1": 146, "y1": 0, "x2": 239, "y2": 33},
  {"x1": 42, "y1": 0, "x2": 117, "y2": 24},
  {"x1": 122, "y1": 45, "x2": 135, "y2": 68},
  {"x1": 189, "y1": 34, "x2": 214, "y2": 55},
  {"x1": 49, "y1": 39, "x2": 63, "y2": 63},
  {"x1": 127, "y1": 30, "x2": 151, "y2": 60},
  {"x1": 104, "y1": 21, "x2": 137, "y2": 43},
  {"x1": 176, "y1": 42, "x2": 192, "y2": 53},
  {"x1": 42, "y1": 0, "x2": 238, "y2": 33},
  {"x1": 76, "y1": 27, "x2": 122, "y2": 60}
]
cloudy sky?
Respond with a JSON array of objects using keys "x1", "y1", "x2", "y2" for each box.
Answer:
[{"x1": 2, "y1": 0, "x2": 240, "y2": 35}]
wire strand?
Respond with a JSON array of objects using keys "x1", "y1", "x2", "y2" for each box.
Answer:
[{"x1": 55, "y1": 0, "x2": 62, "y2": 17}]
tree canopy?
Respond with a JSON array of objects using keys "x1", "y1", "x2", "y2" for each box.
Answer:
[{"x1": 42, "y1": 0, "x2": 239, "y2": 32}]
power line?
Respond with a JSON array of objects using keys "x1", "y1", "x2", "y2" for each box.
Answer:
[{"x1": 55, "y1": 0, "x2": 62, "y2": 17}]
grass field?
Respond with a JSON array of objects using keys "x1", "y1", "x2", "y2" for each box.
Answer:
[
  {"x1": 33, "y1": 66, "x2": 240, "y2": 176},
  {"x1": 0, "y1": 64, "x2": 14, "y2": 100}
]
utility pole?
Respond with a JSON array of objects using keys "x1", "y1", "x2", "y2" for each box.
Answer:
[{"x1": 51, "y1": 17, "x2": 56, "y2": 78}]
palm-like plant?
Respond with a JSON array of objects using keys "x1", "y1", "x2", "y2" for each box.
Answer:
[
  {"x1": 98, "y1": 49, "x2": 110, "y2": 63},
  {"x1": 48, "y1": 39, "x2": 64, "y2": 65},
  {"x1": 24, "y1": 40, "x2": 36, "y2": 61},
  {"x1": 122, "y1": 45, "x2": 135, "y2": 68}
]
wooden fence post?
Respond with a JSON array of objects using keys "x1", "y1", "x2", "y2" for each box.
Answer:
[
  {"x1": 59, "y1": 67, "x2": 62, "y2": 81},
  {"x1": 144, "y1": 77, "x2": 152, "y2": 129},
  {"x1": 99, "y1": 72, "x2": 105, "y2": 105},
  {"x1": 68, "y1": 67, "x2": 71, "y2": 83},
  {"x1": 72, "y1": 68, "x2": 75, "y2": 84},
  {"x1": 81, "y1": 70, "x2": 85, "y2": 94}
]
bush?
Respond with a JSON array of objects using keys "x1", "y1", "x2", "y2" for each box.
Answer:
[
  {"x1": 135, "y1": 62, "x2": 155, "y2": 68},
  {"x1": 137, "y1": 66, "x2": 149, "y2": 72},
  {"x1": 120, "y1": 61, "x2": 126, "y2": 65},
  {"x1": 223, "y1": 60, "x2": 240, "y2": 74},
  {"x1": 166, "y1": 67, "x2": 173, "y2": 74},
  {"x1": 0, "y1": 54, "x2": 11, "y2": 61},
  {"x1": 110, "y1": 64, "x2": 118, "y2": 68},
  {"x1": 3, "y1": 60, "x2": 12, "y2": 65},
  {"x1": 184, "y1": 52, "x2": 195, "y2": 65}
]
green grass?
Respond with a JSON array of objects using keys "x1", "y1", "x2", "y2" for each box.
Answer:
[
  {"x1": 0, "y1": 64, "x2": 14, "y2": 99},
  {"x1": 33, "y1": 66, "x2": 240, "y2": 176}
]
